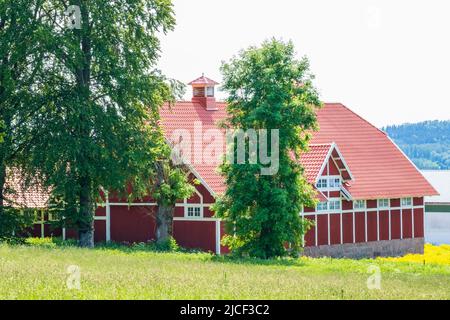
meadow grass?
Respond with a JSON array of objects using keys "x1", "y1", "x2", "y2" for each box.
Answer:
[{"x1": 0, "y1": 242, "x2": 449, "y2": 300}]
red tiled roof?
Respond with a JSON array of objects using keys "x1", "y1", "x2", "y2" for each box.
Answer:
[
  {"x1": 188, "y1": 75, "x2": 219, "y2": 86},
  {"x1": 299, "y1": 144, "x2": 332, "y2": 183},
  {"x1": 160, "y1": 102, "x2": 438, "y2": 199},
  {"x1": 160, "y1": 101, "x2": 228, "y2": 194},
  {"x1": 4, "y1": 171, "x2": 50, "y2": 209},
  {"x1": 310, "y1": 103, "x2": 438, "y2": 199}
]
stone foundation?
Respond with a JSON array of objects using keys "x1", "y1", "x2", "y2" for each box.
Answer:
[{"x1": 302, "y1": 238, "x2": 424, "y2": 259}]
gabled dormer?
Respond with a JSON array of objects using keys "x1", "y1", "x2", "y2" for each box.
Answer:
[{"x1": 300, "y1": 142, "x2": 353, "y2": 201}]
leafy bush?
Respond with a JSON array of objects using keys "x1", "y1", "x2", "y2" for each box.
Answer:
[
  {"x1": 52, "y1": 237, "x2": 78, "y2": 247},
  {"x1": 152, "y1": 237, "x2": 180, "y2": 252},
  {"x1": 0, "y1": 237, "x2": 26, "y2": 245},
  {"x1": 22, "y1": 237, "x2": 77, "y2": 248},
  {"x1": 130, "y1": 237, "x2": 180, "y2": 252},
  {"x1": 0, "y1": 207, "x2": 34, "y2": 240},
  {"x1": 24, "y1": 237, "x2": 56, "y2": 248}
]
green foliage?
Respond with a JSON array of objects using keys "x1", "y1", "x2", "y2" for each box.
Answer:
[
  {"x1": 0, "y1": 120, "x2": 4, "y2": 143},
  {"x1": 151, "y1": 158, "x2": 196, "y2": 207},
  {"x1": 214, "y1": 39, "x2": 321, "y2": 259},
  {"x1": 20, "y1": 0, "x2": 179, "y2": 245},
  {"x1": 0, "y1": 207, "x2": 34, "y2": 239},
  {"x1": 0, "y1": 1, "x2": 51, "y2": 212},
  {"x1": 133, "y1": 237, "x2": 180, "y2": 252},
  {"x1": 24, "y1": 237, "x2": 56, "y2": 248},
  {"x1": 383, "y1": 120, "x2": 450, "y2": 169}
]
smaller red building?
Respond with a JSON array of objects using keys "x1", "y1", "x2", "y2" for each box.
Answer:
[{"x1": 32, "y1": 75, "x2": 438, "y2": 258}]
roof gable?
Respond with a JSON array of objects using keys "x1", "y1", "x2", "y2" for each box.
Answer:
[
  {"x1": 315, "y1": 143, "x2": 353, "y2": 182},
  {"x1": 310, "y1": 103, "x2": 438, "y2": 199}
]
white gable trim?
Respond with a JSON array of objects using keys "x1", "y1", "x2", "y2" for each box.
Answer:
[
  {"x1": 315, "y1": 144, "x2": 334, "y2": 184},
  {"x1": 331, "y1": 143, "x2": 354, "y2": 181},
  {"x1": 315, "y1": 142, "x2": 354, "y2": 183},
  {"x1": 187, "y1": 165, "x2": 217, "y2": 198}
]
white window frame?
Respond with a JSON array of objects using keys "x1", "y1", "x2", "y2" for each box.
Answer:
[
  {"x1": 329, "y1": 199, "x2": 341, "y2": 211},
  {"x1": 317, "y1": 176, "x2": 341, "y2": 191},
  {"x1": 316, "y1": 201, "x2": 328, "y2": 212},
  {"x1": 206, "y1": 86, "x2": 214, "y2": 97},
  {"x1": 329, "y1": 177, "x2": 341, "y2": 189},
  {"x1": 185, "y1": 205, "x2": 203, "y2": 218},
  {"x1": 378, "y1": 198, "x2": 389, "y2": 209},
  {"x1": 183, "y1": 185, "x2": 204, "y2": 219},
  {"x1": 401, "y1": 197, "x2": 412, "y2": 208},
  {"x1": 316, "y1": 178, "x2": 328, "y2": 189},
  {"x1": 315, "y1": 198, "x2": 341, "y2": 213},
  {"x1": 353, "y1": 199, "x2": 366, "y2": 210}
]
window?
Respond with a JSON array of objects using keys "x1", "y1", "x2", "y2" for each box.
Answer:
[
  {"x1": 401, "y1": 197, "x2": 412, "y2": 207},
  {"x1": 378, "y1": 198, "x2": 389, "y2": 208},
  {"x1": 317, "y1": 178, "x2": 327, "y2": 189},
  {"x1": 316, "y1": 200, "x2": 341, "y2": 212},
  {"x1": 206, "y1": 86, "x2": 215, "y2": 97},
  {"x1": 316, "y1": 202, "x2": 328, "y2": 212},
  {"x1": 353, "y1": 200, "x2": 366, "y2": 210},
  {"x1": 329, "y1": 199, "x2": 341, "y2": 211},
  {"x1": 187, "y1": 206, "x2": 201, "y2": 218},
  {"x1": 329, "y1": 178, "x2": 341, "y2": 188},
  {"x1": 193, "y1": 87, "x2": 205, "y2": 97}
]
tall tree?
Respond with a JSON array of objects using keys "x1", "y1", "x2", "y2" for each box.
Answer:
[
  {"x1": 29, "y1": 0, "x2": 177, "y2": 247},
  {"x1": 0, "y1": 0, "x2": 48, "y2": 219},
  {"x1": 152, "y1": 156, "x2": 195, "y2": 244},
  {"x1": 214, "y1": 39, "x2": 322, "y2": 259}
]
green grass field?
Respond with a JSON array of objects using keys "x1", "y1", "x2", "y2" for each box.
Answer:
[{"x1": 1, "y1": 243, "x2": 449, "y2": 300}]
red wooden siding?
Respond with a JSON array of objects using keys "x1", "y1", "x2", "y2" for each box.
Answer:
[
  {"x1": 329, "y1": 191, "x2": 340, "y2": 198},
  {"x1": 304, "y1": 215, "x2": 316, "y2": 247},
  {"x1": 414, "y1": 208, "x2": 424, "y2": 237},
  {"x1": 367, "y1": 211, "x2": 378, "y2": 241},
  {"x1": 94, "y1": 220, "x2": 106, "y2": 243},
  {"x1": 96, "y1": 207, "x2": 106, "y2": 216},
  {"x1": 204, "y1": 207, "x2": 215, "y2": 218},
  {"x1": 367, "y1": 200, "x2": 377, "y2": 209},
  {"x1": 354, "y1": 212, "x2": 365, "y2": 242},
  {"x1": 402, "y1": 209, "x2": 413, "y2": 239},
  {"x1": 186, "y1": 192, "x2": 201, "y2": 203},
  {"x1": 342, "y1": 200, "x2": 353, "y2": 211},
  {"x1": 110, "y1": 206, "x2": 155, "y2": 243},
  {"x1": 173, "y1": 220, "x2": 216, "y2": 253},
  {"x1": 391, "y1": 210, "x2": 401, "y2": 239},
  {"x1": 328, "y1": 158, "x2": 340, "y2": 175},
  {"x1": 413, "y1": 197, "x2": 424, "y2": 206},
  {"x1": 329, "y1": 214, "x2": 341, "y2": 245},
  {"x1": 390, "y1": 198, "x2": 400, "y2": 207},
  {"x1": 174, "y1": 206, "x2": 184, "y2": 218},
  {"x1": 317, "y1": 215, "x2": 328, "y2": 245},
  {"x1": 379, "y1": 210, "x2": 390, "y2": 240},
  {"x1": 342, "y1": 213, "x2": 353, "y2": 244}
]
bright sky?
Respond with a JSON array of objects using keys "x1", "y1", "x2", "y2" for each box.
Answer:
[{"x1": 158, "y1": 0, "x2": 450, "y2": 127}]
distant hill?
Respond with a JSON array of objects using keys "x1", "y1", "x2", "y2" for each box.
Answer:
[{"x1": 382, "y1": 120, "x2": 450, "y2": 170}]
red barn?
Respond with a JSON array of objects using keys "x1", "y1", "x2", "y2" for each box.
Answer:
[{"x1": 34, "y1": 75, "x2": 438, "y2": 258}]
